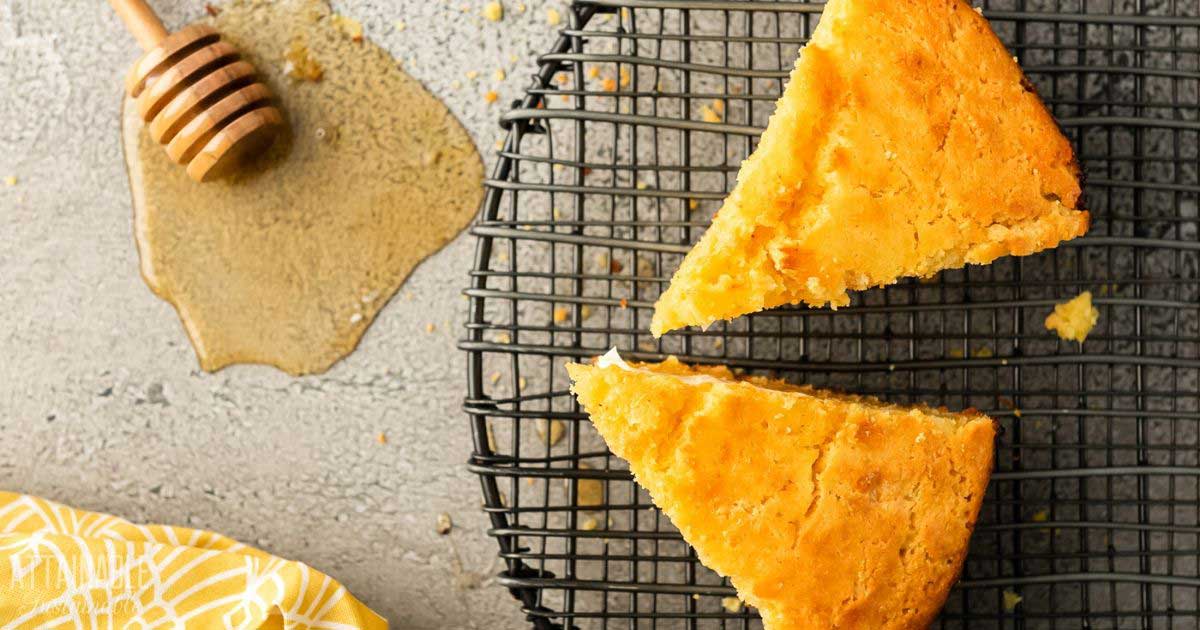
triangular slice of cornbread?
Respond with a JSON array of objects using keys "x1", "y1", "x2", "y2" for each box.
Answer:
[
  {"x1": 651, "y1": 0, "x2": 1088, "y2": 336},
  {"x1": 567, "y1": 352, "x2": 995, "y2": 630}
]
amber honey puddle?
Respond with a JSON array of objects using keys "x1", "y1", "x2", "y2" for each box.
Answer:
[{"x1": 122, "y1": 0, "x2": 482, "y2": 375}]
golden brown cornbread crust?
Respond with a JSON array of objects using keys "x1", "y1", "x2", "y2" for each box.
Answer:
[
  {"x1": 651, "y1": 0, "x2": 1089, "y2": 336},
  {"x1": 568, "y1": 357, "x2": 996, "y2": 630}
]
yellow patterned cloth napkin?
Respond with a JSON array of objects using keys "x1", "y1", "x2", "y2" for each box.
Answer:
[{"x1": 0, "y1": 492, "x2": 386, "y2": 629}]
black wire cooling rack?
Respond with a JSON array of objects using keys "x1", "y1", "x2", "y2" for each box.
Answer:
[{"x1": 461, "y1": 1, "x2": 1200, "y2": 627}]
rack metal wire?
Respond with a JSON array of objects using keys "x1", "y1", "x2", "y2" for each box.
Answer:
[{"x1": 461, "y1": 0, "x2": 1200, "y2": 627}]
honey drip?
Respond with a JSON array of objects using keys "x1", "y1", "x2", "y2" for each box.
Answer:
[{"x1": 121, "y1": 0, "x2": 483, "y2": 375}]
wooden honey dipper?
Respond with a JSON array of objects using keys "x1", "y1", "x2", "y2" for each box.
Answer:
[{"x1": 109, "y1": 0, "x2": 285, "y2": 182}]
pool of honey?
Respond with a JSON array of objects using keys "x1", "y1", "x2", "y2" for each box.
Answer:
[{"x1": 121, "y1": 0, "x2": 483, "y2": 375}]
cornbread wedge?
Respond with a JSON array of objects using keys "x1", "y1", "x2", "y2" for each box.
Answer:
[
  {"x1": 651, "y1": 0, "x2": 1089, "y2": 336},
  {"x1": 567, "y1": 351, "x2": 996, "y2": 630}
]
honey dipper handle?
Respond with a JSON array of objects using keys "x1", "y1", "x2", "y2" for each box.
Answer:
[{"x1": 107, "y1": 0, "x2": 170, "y2": 50}]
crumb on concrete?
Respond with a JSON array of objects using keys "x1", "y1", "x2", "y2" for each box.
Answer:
[
  {"x1": 484, "y1": 90, "x2": 499, "y2": 104},
  {"x1": 3, "y1": 175, "x2": 16, "y2": 187},
  {"x1": 466, "y1": 70, "x2": 479, "y2": 80},
  {"x1": 483, "y1": 1, "x2": 503, "y2": 22},
  {"x1": 376, "y1": 432, "x2": 387, "y2": 444},
  {"x1": 425, "y1": 323, "x2": 436, "y2": 333},
  {"x1": 546, "y1": 8, "x2": 562, "y2": 26},
  {"x1": 494, "y1": 69, "x2": 506, "y2": 81},
  {"x1": 393, "y1": 20, "x2": 406, "y2": 31},
  {"x1": 536, "y1": 419, "x2": 564, "y2": 446},
  {"x1": 436, "y1": 512, "x2": 453, "y2": 535}
]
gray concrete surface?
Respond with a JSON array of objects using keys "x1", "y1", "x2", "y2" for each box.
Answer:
[{"x1": 0, "y1": 1, "x2": 566, "y2": 628}]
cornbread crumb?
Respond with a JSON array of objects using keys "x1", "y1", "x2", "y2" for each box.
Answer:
[
  {"x1": 331, "y1": 14, "x2": 363, "y2": 41},
  {"x1": 580, "y1": 517, "x2": 598, "y2": 531},
  {"x1": 518, "y1": 377, "x2": 527, "y2": 391},
  {"x1": 393, "y1": 20, "x2": 406, "y2": 31},
  {"x1": 436, "y1": 512, "x2": 453, "y2": 535},
  {"x1": 581, "y1": 305, "x2": 594, "y2": 319},
  {"x1": 489, "y1": 371, "x2": 501, "y2": 384},
  {"x1": 1031, "y1": 509, "x2": 1049, "y2": 522},
  {"x1": 576, "y1": 464, "x2": 605, "y2": 507},
  {"x1": 619, "y1": 298, "x2": 628, "y2": 309},
  {"x1": 701, "y1": 105, "x2": 722, "y2": 123},
  {"x1": 636, "y1": 181, "x2": 648, "y2": 190},
  {"x1": 466, "y1": 70, "x2": 479, "y2": 80},
  {"x1": 1002, "y1": 590, "x2": 1023, "y2": 611},
  {"x1": 376, "y1": 432, "x2": 387, "y2": 444},
  {"x1": 483, "y1": 1, "x2": 503, "y2": 21},
  {"x1": 3, "y1": 175, "x2": 16, "y2": 187},
  {"x1": 451, "y1": 79, "x2": 462, "y2": 89},
  {"x1": 516, "y1": 2, "x2": 527, "y2": 13},
  {"x1": 494, "y1": 69, "x2": 506, "y2": 81},
  {"x1": 553, "y1": 307, "x2": 569, "y2": 323},
  {"x1": 425, "y1": 323, "x2": 436, "y2": 333},
  {"x1": 546, "y1": 8, "x2": 562, "y2": 25},
  {"x1": 948, "y1": 348, "x2": 965, "y2": 359},
  {"x1": 619, "y1": 67, "x2": 631, "y2": 87},
  {"x1": 495, "y1": 332, "x2": 511, "y2": 344},
  {"x1": 1045, "y1": 291, "x2": 1099, "y2": 343},
  {"x1": 973, "y1": 346, "x2": 994, "y2": 358},
  {"x1": 688, "y1": 199, "x2": 699, "y2": 211},
  {"x1": 536, "y1": 419, "x2": 565, "y2": 446},
  {"x1": 284, "y1": 40, "x2": 324, "y2": 81},
  {"x1": 712, "y1": 99, "x2": 725, "y2": 113},
  {"x1": 587, "y1": 66, "x2": 600, "y2": 79},
  {"x1": 484, "y1": 90, "x2": 499, "y2": 104},
  {"x1": 722, "y1": 597, "x2": 743, "y2": 613},
  {"x1": 601, "y1": 77, "x2": 617, "y2": 92}
]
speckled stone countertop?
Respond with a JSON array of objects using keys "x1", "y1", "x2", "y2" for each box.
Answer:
[{"x1": 0, "y1": 1, "x2": 567, "y2": 627}]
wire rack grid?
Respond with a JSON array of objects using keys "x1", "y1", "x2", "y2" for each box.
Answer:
[{"x1": 461, "y1": 0, "x2": 1200, "y2": 628}]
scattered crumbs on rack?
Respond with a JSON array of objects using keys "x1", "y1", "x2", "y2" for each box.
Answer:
[
  {"x1": 688, "y1": 199, "x2": 699, "y2": 211},
  {"x1": 484, "y1": 90, "x2": 499, "y2": 104},
  {"x1": 553, "y1": 307, "x2": 569, "y2": 323},
  {"x1": 509, "y1": 53, "x2": 519, "y2": 64},
  {"x1": 451, "y1": 79, "x2": 462, "y2": 89},
  {"x1": 537, "y1": 419, "x2": 565, "y2": 446},
  {"x1": 581, "y1": 305, "x2": 593, "y2": 320},
  {"x1": 692, "y1": 594, "x2": 700, "y2": 601},
  {"x1": 518, "y1": 377, "x2": 527, "y2": 391},
  {"x1": 973, "y1": 346, "x2": 994, "y2": 358},
  {"x1": 331, "y1": 14, "x2": 363, "y2": 42},
  {"x1": 436, "y1": 512, "x2": 453, "y2": 535},
  {"x1": 1002, "y1": 589, "x2": 1023, "y2": 611},
  {"x1": 552, "y1": 208, "x2": 562, "y2": 220},
  {"x1": 712, "y1": 99, "x2": 725, "y2": 113},
  {"x1": 376, "y1": 432, "x2": 387, "y2": 444},
  {"x1": 1045, "y1": 291, "x2": 1099, "y2": 343},
  {"x1": 619, "y1": 298, "x2": 628, "y2": 309},
  {"x1": 601, "y1": 77, "x2": 617, "y2": 92},
  {"x1": 425, "y1": 323, "x2": 436, "y2": 333},
  {"x1": 635, "y1": 180, "x2": 648, "y2": 190},
  {"x1": 515, "y1": 2, "x2": 527, "y2": 14},
  {"x1": 701, "y1": 105, "x2": 722, "y2": 123},
  {"x1": 546, "y1": 8, "x2": 562, "y2": 26},
  {"x1": 1031, "y1": 509, "x2": 1049, "y2": 522},
  {"x1": 483, "y1": 1, "x2": 503, "y2": 21},
  {"x1": 488, "y1": 371, "x2": 501, "y2": 384},
  {"x1": 948, "y1": 347, "x2": 964, "y2": 358},
  {"x1": 587, "y1": 66, "x2": 600, "y2": 79},
  {"x1": 721, "y1": 597, "x2": 743, "y2": 613},
  {"x1": 494, "y1": 69, "x2": 506, "y2": 81},
  {"x1": 525, "y1": 477, "x2": 535, "y2": 486},
  {"x1": 3, "y1": 175, "x2": 17, "y2": 187},
  {"x1": 494, "y1": 139, "x2": 503, "y2": 150},
  {"x1": 466, "y1": 70, "x2": 479, "y2": 80},
  {"x1": 620, "y1": 7, "x2": 630, "y2": 20},
  {"x1": 393, "y1": 19, "x2": 405, "y2": 31},
  {"x1": 580, "y1": 517, "x2": 598, "y2": 531},
  {"x1": 576, "y1": 460, "x2": 604, "y2": 506},
  {"x1": 556, "y1": 74, "x2": 569, "y2": 85},
  {"x1": 496, "y1": 251, "x2": 508, "y2": 262},
  {"x1": 619, "y1": 67, "x2": 631, "y2": 88},
  {"x1": 553, "y1": 163, "x2": 564, "y2": 172}
]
